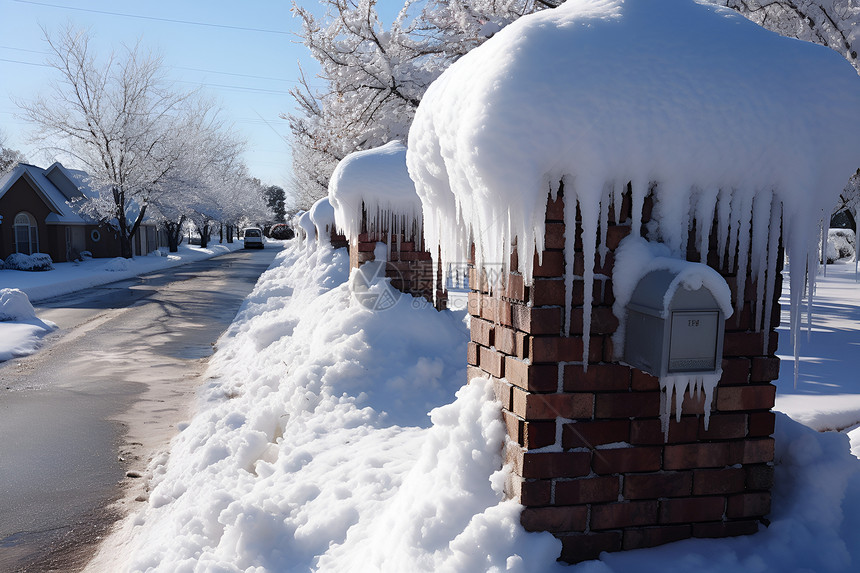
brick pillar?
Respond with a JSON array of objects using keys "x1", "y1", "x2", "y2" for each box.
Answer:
[
  {"x1": 466, "y1": 188, "x2": 777, "y2": 563},
  {"x1": 349, "y1": 228, "x2": 447, "y2": 310}
]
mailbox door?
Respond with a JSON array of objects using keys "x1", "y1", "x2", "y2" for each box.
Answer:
[{"x1": 667, "y1": 310, "x2": 720, "y2": 373}]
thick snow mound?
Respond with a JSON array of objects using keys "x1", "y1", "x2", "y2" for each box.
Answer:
[
  {"x1": 0, "y1": 288, "x2": 57, "y2": 361},
  {"x1": 297, "y1": 210, "x2": 316, "y2": 244},
  {"x1": 0, "y1": 288, "x2": 37, "y2": 322},
  {"x1": 328, "y1": 141, "x2": 423, "y2": 243},
  {"x1": 309, "y1": 197, "x2": 336, "y2": 243},
  {"x1": 407, "y1": 0, "x2": 860, "y2": 364},
  {"x1": 104, "y1": 257, "x2": 130, "y2": 272}
]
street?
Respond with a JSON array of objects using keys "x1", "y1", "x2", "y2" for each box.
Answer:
[{"x1": 0, "y1": 247, "x2": 279, "y2": 572}]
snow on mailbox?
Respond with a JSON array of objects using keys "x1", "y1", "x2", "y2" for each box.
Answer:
[
  {"x1": 613, "y1": 236, "x2": 735, "y2": 378},
  {"x1": 624, "y1": 268, "x2": 727, "y2": 378}
]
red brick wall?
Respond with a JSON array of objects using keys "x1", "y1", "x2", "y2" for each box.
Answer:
[
  {"x1": 349, "y1": 230, "x2": 446, "y2": 308},
  {"x1": 467, "y1": 187, "x2": 778, "y2": 563}
]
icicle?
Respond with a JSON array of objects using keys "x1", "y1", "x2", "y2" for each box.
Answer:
[
  {"x1": 716, "y1": 188, "x2": 732, "y2": 270},
  {"x1": 820, "y1": 222, "x2": 828, "y2": 277},
  {"x1": 659, "y1": 372, "x2": 721, "y2": 440},
  {"x1": 750, "y1": 191, "x2": 773, "y2": 332},
  {"x1": 695, "y1": 187, "x2": 718, "y2": 264},
  {"x1": 727, "y1": 189, "x2": 743, "y2": 272},
  {"x1": 733, "y1": 192, "x2": 754, "y2": 321},
  {"x1": 598, "y1": 184, "x2": 611, "y2": 266},
  {"x1": 613, "y1": 182, "x2": 623, "y2": 225},
  {"x1": 578, "y1": 185, "x2": 601, "y2": 369},
  {"x1": 631, "y1": 179, "x2": 647, "y2": 237},
  {"x1": 762, "y1": 200, "x2": 782, "y2": 354}
]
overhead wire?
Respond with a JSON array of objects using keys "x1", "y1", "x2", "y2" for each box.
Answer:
[{"x1": 11, "y1": 0, "x2": 291, "y2": 36}]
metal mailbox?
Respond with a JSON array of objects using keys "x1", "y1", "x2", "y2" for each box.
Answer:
[{"x1": 623, "y1": 269, "x2": 726, "y2": 378}]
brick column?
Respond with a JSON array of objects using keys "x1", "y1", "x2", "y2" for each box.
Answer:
[
  {"x1": 349, "y1": 229, "x2": 447, "y2": 310},
  {"x1": 466, "y1": 188, "x2": 777, "y2": 563}
]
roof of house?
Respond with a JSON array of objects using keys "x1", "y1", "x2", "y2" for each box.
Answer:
[{"x1": 0, "y1": 162, "x2": 90, "y2": 225}]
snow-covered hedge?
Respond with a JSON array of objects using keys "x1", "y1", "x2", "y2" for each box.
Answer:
[
  {"x1": 0, "y1": 288, "x2": 37, "y2": 321},
  {"x1": 3, "y1": 252, "x2": 54, "y2": 272}
]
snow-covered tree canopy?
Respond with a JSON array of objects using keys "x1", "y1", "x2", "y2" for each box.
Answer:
[
  {"x1": 407, "y1": 0, "x2": 860, "y2": 362},
  {"x1": 328, "y1": 141, "x2": 423, "y2": 244},
  {"x1": 718, "y1": 0, "x2": 860, "y2": 73},
  {"x1": 286, "y1": 0, "x2": 559, "y2": 208}
]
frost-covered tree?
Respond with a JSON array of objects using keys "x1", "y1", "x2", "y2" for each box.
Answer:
[
  {"x1": 286, "y1": 0, "x2": 559, "y2": 207},
  {"x1": 264, "y1": 185, "x2": 287, "y2": 223},
  {"x1": 0, "y1": 130, "x2": 25, "y2": 175},
  {"x1": 150, "y1": 101, "x2": 244, "y2": 251},
  {"x1": 18, "y1": 27, "x2": 197, "y2": 258},
  {"x1": 715, "y1": 1, "x2": 860, "y2": 72}
]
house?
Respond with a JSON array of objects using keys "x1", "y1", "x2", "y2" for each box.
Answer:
[{"x1": 0, "y1": 162, "x2": 161, "y2": 262}]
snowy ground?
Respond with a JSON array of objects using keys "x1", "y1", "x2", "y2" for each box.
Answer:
[
  {"x1": 774, "y1": 260, "x2": 860, "y2": 456},
  {"x1": 0, "y1": 242, "x2": 249, "y2": 361},
  {"x1": 85, "y1": 241, "x2": 860, "y2": 572}
]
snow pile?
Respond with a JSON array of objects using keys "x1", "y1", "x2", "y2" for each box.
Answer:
[
  {"x1": 407, "y1": 0, "x2": 860, "y2": 365},
  {"x1": 107, "y1": 240, "x2": 860, "y2": 572},
  {"x1": 826, "y1": 228, "x2": 855, "y2": 263},
  {"x1": 3, "y1": 252, "x2": 54, "y2": 271},
  {"x1": 0, "y1": 288, "x2": 57, "y2": 361},
  {"x1": 296, "y1": 210, "x2": 316, "y2": 244},
  {"x1": 0, "y1": 288, "x2": 37, "y2": 322},
  {"x1": 117, "y1": 241, "x2": 553, "y2": 571},
  {"x1": 328, "y1": 141, "x2": 423, "y2": 244},
  {"x1": 104, "y1": 257, "x2": 131, "y2": 272},
  {"x1": 309, "y1": 197, "x2": 336, "y2": 243}
]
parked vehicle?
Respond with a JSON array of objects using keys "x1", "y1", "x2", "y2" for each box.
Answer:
[
  {"x1": 243, "y1": 227, "x2": 265, "y2": 249},
  {"x1": 268, "y1": 223, "x2": 295, "y2": 240}
]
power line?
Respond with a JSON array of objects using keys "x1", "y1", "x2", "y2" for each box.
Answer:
[
  {"x1": 0, "y1": 57, "x2": 51, "y2": 68},
  {"x1": 0, "y1": 45, "x2": 49, "y2": 55},
  {"x1": 173, "y1": 65, "x2": 294, "y2": 84},
  {"x1": 12, "y1": 0, "x2": 292, "y2": 36}
]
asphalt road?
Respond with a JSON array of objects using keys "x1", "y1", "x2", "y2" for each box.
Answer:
[{"x1": 0, "y1": 246, "x2": 279, "y2": 572}]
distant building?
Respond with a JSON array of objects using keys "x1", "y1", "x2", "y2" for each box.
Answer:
[{"x1": 0, "y1": 162, "x2": 162, "y2": 262}]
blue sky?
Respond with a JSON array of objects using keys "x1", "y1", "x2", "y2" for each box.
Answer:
[{"x1": 0, "y1": 0, "x2": 327, "y2": 201}]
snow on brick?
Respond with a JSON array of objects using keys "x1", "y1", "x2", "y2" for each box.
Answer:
[
  {"x1": 328, "y1": 141, "x2": 423, "y2": 245},
  {"x1": 310, "y1": 197, "x2": 337, "y2": 244},
  {"x1": 406, "y1": 0, "x2": 860, "y2": 366}
]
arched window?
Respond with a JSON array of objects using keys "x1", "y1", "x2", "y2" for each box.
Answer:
[{"x1": 13, "y1": 212, "x2": 38, "y2": 255}]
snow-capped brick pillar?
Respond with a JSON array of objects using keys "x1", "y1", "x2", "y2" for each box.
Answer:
[{"x1": 466, "y1": 190, "x2": 778, "y2": 563}]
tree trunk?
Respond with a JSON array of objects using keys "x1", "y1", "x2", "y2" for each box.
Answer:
[
  {"x1": 226, "y1": 224, "x2": 234, "y2": 244},
  {"x1": 163, "y1": 218, "x2": 185, "y2": 252},
  {"x1": 200, "y1": 222, "x2": 211, "y2": 249},
  {"x1": 219, "y1": 223, "x2": 224, "y2": 243}
]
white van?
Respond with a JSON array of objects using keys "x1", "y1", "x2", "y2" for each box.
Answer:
[{"x1": 243, "y1": 227, "x2": 265, "y2": 249}]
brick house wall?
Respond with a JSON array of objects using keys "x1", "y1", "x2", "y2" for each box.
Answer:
[{"x1": 466, "y1": 187, "x2": 778, "y2": 563}]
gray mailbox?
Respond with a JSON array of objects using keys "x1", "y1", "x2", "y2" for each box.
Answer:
[{"x1": 623, "y1": 269, "x2": 727, "y2": 378}]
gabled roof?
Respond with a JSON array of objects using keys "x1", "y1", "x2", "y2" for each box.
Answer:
[{"x1": 0, "y1": 162, "x2": 90, "y2": 225}]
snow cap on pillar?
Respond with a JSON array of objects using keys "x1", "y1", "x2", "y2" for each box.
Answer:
[
  {"x1": 406, "y1": 0, "x2": 860, "y2": 361},
  {"x1": 328, "y1": 141, "x2": 424, "y2": 244}
]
